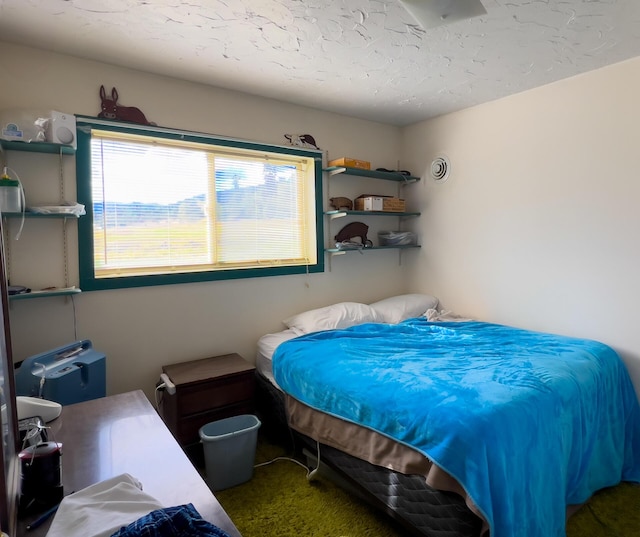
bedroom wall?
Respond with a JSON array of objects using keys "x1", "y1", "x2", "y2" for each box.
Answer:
[
  {"x1": 0, "y1": 42, "x2": 411, "y2": 399},
  {"x1": 400, "y1": 56, "x2": 640, "y2": 398}
]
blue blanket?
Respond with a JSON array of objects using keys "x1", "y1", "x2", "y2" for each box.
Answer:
[{"x1": 273, "y1": 319, "x2": 640, "y2": 537}]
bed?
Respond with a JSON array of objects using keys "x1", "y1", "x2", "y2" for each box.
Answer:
[{"x1": 255, "y1": 295, "x2": 640, "y2": 537}]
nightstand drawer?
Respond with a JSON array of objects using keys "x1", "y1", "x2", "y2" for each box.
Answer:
[{"x1": 179, "y1": 373, "x2": 255, "y2": 416}]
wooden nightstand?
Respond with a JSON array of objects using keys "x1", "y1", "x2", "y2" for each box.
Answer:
[{"x1": 160, "y1": 353, "x2": 255, "y2": 447}]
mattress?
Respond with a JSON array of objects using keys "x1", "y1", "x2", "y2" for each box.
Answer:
[{"x1": 255, "y1": 328, "x2": 299, "y2": 388}]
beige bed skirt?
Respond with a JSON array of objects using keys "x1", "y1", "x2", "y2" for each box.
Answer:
[
  {"x1": 286, "y1": 395, "x2": 488, "y2": 529},
  {"x1": 286, "y1": 395, "x2": 584, "y2": 534}
]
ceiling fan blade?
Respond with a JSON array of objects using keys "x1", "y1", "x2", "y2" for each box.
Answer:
[{"x1": 398, "y1": 0, "x2": 487, "y2": 29}]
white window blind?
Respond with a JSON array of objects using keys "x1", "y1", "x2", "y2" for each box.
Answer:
[{"x1": 89, "y1": 129, "x2": 317, "y2": 279}]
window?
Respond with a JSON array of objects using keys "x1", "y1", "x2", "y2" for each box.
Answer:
[{"x1": 76, "y1": 118, "x2": 323, "y2": 291}]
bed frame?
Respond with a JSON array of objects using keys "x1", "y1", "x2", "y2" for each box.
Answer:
[{"x1": 255, "y1": 371, "x2": 483, "y2": 537}]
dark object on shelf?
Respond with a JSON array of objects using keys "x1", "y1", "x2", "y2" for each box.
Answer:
[
  {"x1": 98, "y1": 85, "x2": 153, "y2": 125},
  {"x1": 284, "y1": 134, "x2": 319, "y2": 150},
  {"x1": 335, "y1": 222, "x2": 372, "y2": 247},
  {"x1": 375, "y1": 168, "x2": 412, "y2": 176},
  {"x1": 328, "y1": 197, "x2": 353, "y2": 211},
  {"x1": 8, "y1": 285, "x2": 30, "y2": 295}
]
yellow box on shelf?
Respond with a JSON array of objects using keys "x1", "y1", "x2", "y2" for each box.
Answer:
[
  {"x1": 355, "y1": 195, "x2": 406, "y2": 212},
  {"x1": 328, "y1": 157, "x2": 371, "y2": 170}
]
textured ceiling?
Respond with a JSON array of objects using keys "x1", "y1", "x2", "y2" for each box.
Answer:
[{"x1": 0, "y1": 0, "x2": 639, "y2": 126}]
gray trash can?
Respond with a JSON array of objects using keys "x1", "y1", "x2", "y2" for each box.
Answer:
[{"x1": 199, "y1": 414, "x2": 261, "y2": 491}]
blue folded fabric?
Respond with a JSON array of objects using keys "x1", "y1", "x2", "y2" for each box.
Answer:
[{"x1": 110, "y1": 503, "x2": 232, "y2": 537}]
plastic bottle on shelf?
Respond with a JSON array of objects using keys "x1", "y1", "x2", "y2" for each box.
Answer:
[{"x1": 0, "y1": 167, "x2": 22, "y2": 212}]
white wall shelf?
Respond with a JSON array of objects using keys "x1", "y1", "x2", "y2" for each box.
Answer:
[
  {"x1": 1, "y1": 141, "x2": 81, "y2": 300},
  {"x1": 323, "y1": 166, "x2": 420, "y2": 183},
  {"x1": 9, "y1": 288, "x2": 81, "y2": 301},
  {"x1": 323, "y1": 164, "x2": 421, "y2": 270},
  {"x1": 0, "y1": 140, "x2": 75, "y2": 155},
  {"x1": 2, "y1": 212, "x2": 81, "y2": 219},
  {"x1": 325, "y1": 244, "x2": 421, "y2": 256},
  {"x1": 325, "y1": 209, "x2": 420, "y2": 219}
]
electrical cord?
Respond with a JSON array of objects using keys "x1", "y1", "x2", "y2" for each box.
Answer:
[
  {"x1": 586, "y1": 503, "x2": 620, "y2": 535},
  {"x1": 154, "y1": 375, "x2": 176, "y2": 411},
  {"x1": 254, "y1": 455, "x2": 310, "y2": 474},
  {"x1": 253, "y1": 439, "x2": 322, "y2": 482},
  {"x1": 154, "y1": 383, "x2": 166, "y2": 411},
  {"x1": 71, "y1": 294, "x2": 78, "y2": 341},
  {"x1": 307, "y1": 439, "x2": 321, "y2": 481},
  {"x1": 33, "y1": 362, "x2": 46, "y2": 398}
]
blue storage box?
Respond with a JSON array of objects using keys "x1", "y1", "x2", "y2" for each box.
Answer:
[{"x1": 14, "y1": 340, "x2": 106, "y2": 405}]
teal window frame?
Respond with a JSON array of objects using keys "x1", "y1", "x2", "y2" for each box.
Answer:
[{"x1": 76, "y1": 117, "x2": 324, "y2": 291}]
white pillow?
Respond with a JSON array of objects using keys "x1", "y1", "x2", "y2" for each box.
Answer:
[
  {"x1": 369, "y1": 294, "x2": 439, "y2": 324},
  {"x1": 283, "y1": 302, "x2": 380, "y2": 334}
]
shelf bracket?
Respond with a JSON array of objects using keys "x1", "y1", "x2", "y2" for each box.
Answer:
[{"x1": 62, "y1": 218, "x2": 69, "y2": 288}]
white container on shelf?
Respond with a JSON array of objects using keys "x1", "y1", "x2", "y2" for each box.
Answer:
[{"x1": 378, "y1": 231, "x2": 417, "y2": 246}]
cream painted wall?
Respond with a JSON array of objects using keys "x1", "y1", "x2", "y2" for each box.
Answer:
[
  {"x1": 8, "y1": 40, "x2": 636, "y2": 404},
  {"x1": 0, "y1": 42, "x2": 412, "y2": 399},
  {"x1": 401, "y1": 56, "x2": 640, "y2": 397}
]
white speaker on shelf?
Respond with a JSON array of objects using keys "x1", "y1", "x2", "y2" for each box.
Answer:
[{"x1": 45, "y1": 110, "x2": 76, "y2": 149}]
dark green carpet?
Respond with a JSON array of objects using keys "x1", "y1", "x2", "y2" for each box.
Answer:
[{"x1": 215, "y1": 435, "x2": 640, "y2": 537}]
